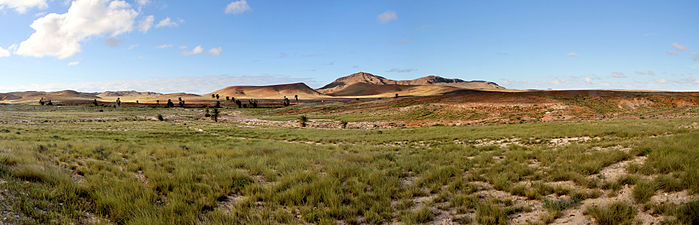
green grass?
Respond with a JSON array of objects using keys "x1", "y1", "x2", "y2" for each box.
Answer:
[
  {"x1": 584, "y1": 202, "x2": 637, "y2": 225},
  {"x1": 0, "y1": 105, "x2": 696, "y2": 224}
]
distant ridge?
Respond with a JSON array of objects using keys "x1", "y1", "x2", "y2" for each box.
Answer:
[
  {"x1": 212, "y1": 83, "x2": 325, "y2": 99},
  {"x1": 317, "y1": 72, "x2": 505, "y2": 96}
]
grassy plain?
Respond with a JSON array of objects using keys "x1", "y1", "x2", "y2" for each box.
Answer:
[{"x1": 0, "y1": 104, "x2": 697, "y2": 224}]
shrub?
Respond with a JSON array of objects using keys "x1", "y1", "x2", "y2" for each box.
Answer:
[
  {"x1": 476, "y1": 202, "x2": 508, "y2": 225},
  {"x1": 584, "y1": 202, "x2": 636, "y2": 225},
  {"x1": 675, "y1": 201, "x2": 699, "y2": 225},
  {"x1": 157, "y1": 114, "x2": 164, "y2": 121},
  {"x1": 298, "y1": 115, "x2": 308, "y2": 127},
  {"x1": 632, "y1": 180, "x2": 657, "y2": 203}
]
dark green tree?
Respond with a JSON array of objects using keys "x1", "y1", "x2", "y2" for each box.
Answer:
[
  {"x1": 211, "y1": 108, "x2": 220, "y2": 122},
  {"x1": 39, "y1": 98, "x2": 45, "y2": 105},
  {"x1": 116, "y1": 98, "x2": 121, "y2": 107},
  {"x1": 235, "y1": 99, "x2": 242, "y2": 108},
  {"x1": 215, "y1": 101, "x2": 221, "y2": 108},
  {"x1": 93, "y1": 99, "x2": 98, "y2": 106},
  {"x1": 167, "y1": 99, "x2": 174, "y2": 107}
]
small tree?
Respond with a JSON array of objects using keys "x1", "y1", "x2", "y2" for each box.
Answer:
[
  {"x1": 39, "y1": 98, "x2": 45, "y2": 105},
  {"x1": 204, "y1": 108, "x2": 211, "y2": 117},
  {"x1": 235, "y1": 100, "x2": 242, "y2": 108},
  {"x1": 93, "y1": 99, "x2": 98, "y2": 106},
  {"x1": 249, "y1": 99, "x2": 258, "y2": 108},
  {"x1": 156, "y1": 100, "x2": 160, "y2": 105},
  {"x1": 47, "y1": 100, "x2": 53, "y2": 106},
  {"x1": 157, "y1": 114, "x2": 164, "y2": 121},
  {"x1": 179, "y1": 100, "x2": 185, "y2": 107},
  {"x1": 341, "y1": 120, "x2": 348, "y2": 129},
  {"x1": 211, "y1": 107, "x2": 220, "y2": 122},
  {"x1": 167, "y1": 99, "x2": 174, "y2": 107},
  {"x1": 216, "y1": 94, "x2": 220, "y2": 100},
  {"x1": 295, "y1": 95, "x2": 298, "y2": 102},
  {"x1": 116, "y1": 98, "x2": 121, "y2": 107},
  {"x1": 226, "y1": 96, "x2": 230, "y2": 101},
  {"x1": 298, "y1": 115, "x2": 308, "y2": 127},
  {"x1": 215, "y1": 101, "x2": 221, "y2": 108},
  {"x1": 211, "y1": 94, "x2": 216, "y2": 99},
  {"x1": 283, "y1": 96, "x2": 290, "y2": 106},
  {"x1": 230, "y1": 97, "x2": 235, "y2": 102},
  {"x1": 395, "y1": 93, "x2": 399, "y2": 98}
]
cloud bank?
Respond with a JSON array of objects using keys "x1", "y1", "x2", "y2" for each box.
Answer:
[
  {"x1": 0, "y1": 0, "x2": 47, "y2": 13},
  {"x1": 15, "y1": 0, "x2": 138, "y2": 59}
]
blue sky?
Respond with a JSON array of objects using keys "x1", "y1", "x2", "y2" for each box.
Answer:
[{"x1": 0, "y1": 0, "x2": 698, "y2": 93}]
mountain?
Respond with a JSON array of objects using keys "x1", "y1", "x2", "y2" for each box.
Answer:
[
  {"x1": 98, "y1": 91, "x2": 161, "y2": 97},
  {"x1": 212, "y1": 83, "x2": 326, "y2": 99},
  {"x1": 317, "y1": 72, "x2": 505, "y2": 96}
]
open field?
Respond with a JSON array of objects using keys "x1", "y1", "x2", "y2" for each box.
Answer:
[{"x1": 0, "y1": 101, "x2": 697, "y2": 225}]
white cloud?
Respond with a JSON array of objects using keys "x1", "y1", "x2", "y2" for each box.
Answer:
[
  {"x1": 128, "y1": 44, "x2": 138, "y2": 50},
  {"x1": 566, "y1": 52, "x2": 578, "y2": 57},
  {"x1": 155, "y1": 44, "x2": 173, "y2": 49},
  {"x1": 67, "y1": 61, "x2": 79, "y2": 66},
  {"x1": 15, "y1": 0, "x2": 138, "y2": 59},
  {"x1": 584, "y1": 77, "x2": 592, "y2": 84},
  {"x1": 135, "y1": 0, "x2": 148, "y2": 6},
  {"x1": 611, "y1": 72, "x2": 626, "y2": 78},
  {"x1": 155, "y1": 17, "x2": 178, "y2": 28},
  {"x1": 671, "y1": 43, "x2": 687, "y2": 50},
  {"x1": 655, "y1": 79, "x2": 667, "y2": 84},
  {"x1": 0, "y1": 46, "x2": 10, "y2": 57},
  {"x1": 225, "y1": 0, "x2": 250, "y2": 15},
  {"x1": 138, "y1": 15, "x2": 154, "y2": 32},
  {"x1": 377, "y1": 10, "x2": 397, "y2": 24},
  {"x1": 206, "y1": 47, "x2": 222, "y2": 56},
  {"x1": 0, "y1": 0, "x2": 47, "y2": 13},
  {"x1": 182, "y1": 45, "x2": 203, "y2": 56}
]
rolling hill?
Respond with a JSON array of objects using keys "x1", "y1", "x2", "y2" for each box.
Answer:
[
  {"x1": 211, "y1": 83, "x2": 326, "y2": 99},
  {"x1": 317, "y1": 72, "x2": 505, "y2": 96}
]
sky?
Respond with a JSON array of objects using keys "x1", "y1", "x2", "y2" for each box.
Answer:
[{"x1": 0, "y1": 0, "x2": 698, "y2": 93}]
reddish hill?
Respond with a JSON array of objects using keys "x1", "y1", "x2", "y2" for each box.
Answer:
[
  {"x1": 212, "y1": 83, "x2": 327, "y2": 99},
  {"x1": 317, "y1": 72, "x2": 505, "y2": 96}
]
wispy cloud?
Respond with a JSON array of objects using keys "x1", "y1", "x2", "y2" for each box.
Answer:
[
  {"x1": 666, "y1": 51, "x2": 678, "y2": 56},
  {"x1": 181, "y1": 46, "x2": 204, "y2": 56},
  {"x1": 156, "y1": 17, "x2": 179, "y2": 28},
  {"x1": 67, "y1": 61, "x2": 79, "y2": 66},
  {"x1": 671, "y1": 43, "x2": 687, "y2": 50},
  {"x1": 156, "y1": 44, "x2": 173, "y2": 49},
  {"x1": 181, "y1": 46, "x2": 222, "y2": 56},
  {"x1": 205, "y1": 47, "x2": 222, "y2": 56},
  {"x1": 635, "y1": 70, "x2": 655, "y2": 75},
  {"x1": 225, "y1": 0, "x2": 251, "y2": 15},
  {"x1": 138, "y1": 15, "x2": 155, "y2": 32},
  {"x1": 693, "y1": 52, "x2": 699, "y2": 61},
  {"x1": 387, "y1": 68, "x2": 416, "y2": 73},
  {"x1": 611, "y1": 72, "x2": 626, "y2": 78},
  {"x1": 377, "y1": 10, "x2": 397, "y2": 24},
  {"x1": 566, "y1": 52, "x2": 578, "y2": 57},
  {"x1": 0, "y1": 46, "x2": 10, "y2": 57}
]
